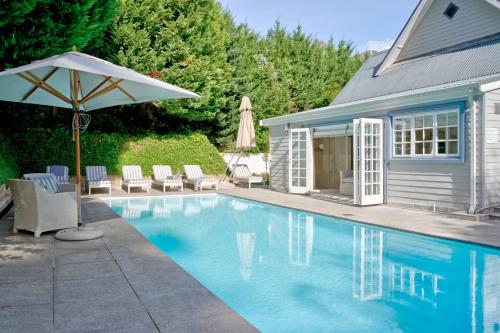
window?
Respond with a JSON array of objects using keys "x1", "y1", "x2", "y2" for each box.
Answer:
[
  {"x1": 392, "y1": 109, "x2": 460, "y2": 158},
  {"x1": 436, "y1": 112, "x2": 458, "y2": 155},
  {"x1": 443, "y1": 3, "x2": 459, "y2": 19},
  {"x1": 393, "y1": 118, "x2": 411, "y2": 156},
  {"x1": 414, "y1": 114, "x2": 434, "y2": 155}
]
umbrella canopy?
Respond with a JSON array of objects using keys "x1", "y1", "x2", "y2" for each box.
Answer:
[
  {"x1": 0, "y1": 50, "x2": 198, "y2": 110},
  {"x1": 235, "y1": 96, "x2": 256, "y2": 149},
  {"x1": 0, "y1": 48, "x2": 199, "y2": 238}
]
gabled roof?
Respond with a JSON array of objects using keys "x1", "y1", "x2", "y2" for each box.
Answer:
[
  {"x1": 375, "y1": 0, "x2": 500, "y2": 76},
  {"x1": 331, "y1": 36, "x2": 500, "y2": 105}
]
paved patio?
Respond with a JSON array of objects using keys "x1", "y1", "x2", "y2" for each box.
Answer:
[
  {"x1": 0, "y1": 187, "x2": 257, "y2": 333},
  {"x1": 2, "y1": 186, "x2": 500, "y2": 332}
]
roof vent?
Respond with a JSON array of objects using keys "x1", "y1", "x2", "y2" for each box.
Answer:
[{"x1": 443, "y1": 2, "x2": 459, "y2": 19}]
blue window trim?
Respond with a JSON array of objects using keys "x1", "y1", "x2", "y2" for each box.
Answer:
[{"x1": 387, "y1": 102, "x2": 466, "y2": 163}]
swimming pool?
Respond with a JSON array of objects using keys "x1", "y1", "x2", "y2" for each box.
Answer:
[{"x1": 105, "y1": 194, "x2": 500, "y2": 333}]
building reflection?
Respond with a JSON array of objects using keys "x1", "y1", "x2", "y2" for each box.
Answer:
[
  {"x1": 350, "y1": 224, "x2": 500, "y2": 332},
  {"x1": 227, "y1": 202, "x2": 499, "y2": 331},
  {"x1": 352, "y1": 226, "x2": 383, "y2": 301},
  {"x1": 288, "y1": 212, "x2": 314, "y2": 267}
]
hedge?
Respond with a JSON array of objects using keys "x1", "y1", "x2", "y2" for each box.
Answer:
[
  {"x1": 0, "y1": 135, "x2": 19, "y2": 184},
  {"x1": 9, "y1": 128, "x2": 226, "y2": 176}
]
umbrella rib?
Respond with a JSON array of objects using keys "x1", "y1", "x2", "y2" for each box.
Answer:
[
  {"x1": 109, "y1": 78, "x2": 136, "y2": 102},
  {"x1": 79, "y1": 79, "x2": 125, "y2": 105},
  {"x1": 17, "y1": 72, "x2": 71, "y2": 104},
  {"x1": 79, "y1": 76, "x2": 112, "y2": 105},
  {"x1": 21, "y1": 67, "x2": 59, "y2": 101}
]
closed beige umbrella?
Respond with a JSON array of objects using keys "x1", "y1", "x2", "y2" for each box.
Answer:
[
  {"x1": 221, "y1": 96, "x2": 256, "y2": 183},
  {"x1": 236, "y1": 96, "x2": 256, "y2": 149}
]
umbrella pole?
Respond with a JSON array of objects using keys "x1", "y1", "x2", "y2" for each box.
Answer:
[
  {"x1": 74, "y1": 108, "x2": 81, "y2": 226},
  {"x1": 55, "y1": 68, "x2": 102, "y2": 241}
]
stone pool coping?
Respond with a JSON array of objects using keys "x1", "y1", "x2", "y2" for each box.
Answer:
[
  {"x1": 219, "y1": 188, "x2": 500, "y2": 249},
  {"x1": 0, "y1": 195, "x2": 258, "y2": 333}
]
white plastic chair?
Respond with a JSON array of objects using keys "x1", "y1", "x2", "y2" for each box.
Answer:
[
  {"x1": 183, "y1": 165, "x2": 218, "y2": 191},
  {"x1": 121, "y1": 165, "x2": 150, "y2": 193},
  {"x1": 85, "y1": 166, "x2": 112, "y2": 195},
  {"x1": 152, "y1": 165, "x2": 183, "y2": 192},
  {"x1": 232, "y1": 164, "x2": 263, "y2": 189}
]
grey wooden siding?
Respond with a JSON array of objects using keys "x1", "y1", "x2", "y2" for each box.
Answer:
[
  {"x1": 386, "y1": 104, "x2": 473, "y2": 212},
  {"x1": 269, "y1": 125, "x2": 289, "y2": 192},
  {"x1": 483, "y1": 88, "x2": 500, "y2": 206},
  {"x1": 397, "y1": 0, "x2": 500, "y2": 62}
]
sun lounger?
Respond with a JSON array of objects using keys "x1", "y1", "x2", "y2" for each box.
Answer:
[
  {"x1": 232, "y1": 164, "x2": 263, "y2": 189},
  {"x1": 152, "y1": 165, "x2": 183, "y2": 192},
  {"x1": 46, "y1": 165, "x2": 69, "y2": 184},
  {"x1": 85, "y1": 166, "x2": 112, "y2": 195},
  {"x1": 183, "y1": 165, "x2": 218, "y2": 191},
  {"x1": 121, "y1": 165, "x2": 150, "y2": 193},
  {"x1": 11, "y1": 174, "x2": 77, "y2": 237}
]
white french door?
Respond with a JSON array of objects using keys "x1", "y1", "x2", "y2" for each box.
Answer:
[
  {"x1": 353, "y1": 118, "x2": 384, "y2": 205},
  {"x1": 289, "y1": 128, "x2": 313, "y2": 193}
]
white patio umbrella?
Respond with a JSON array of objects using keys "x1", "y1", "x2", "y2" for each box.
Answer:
[{"x1": 0, "y1": 46, "x2": 199, "y2": 240}]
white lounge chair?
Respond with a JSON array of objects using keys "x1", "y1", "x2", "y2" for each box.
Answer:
[
  {"x1": 232, "y1": 164, "x2": 263, "y2": 189},
  {"x1": 339, "y1": 170, "x2": 354, "y2": 196},
  {"x1": 183, "y1": 165, "x2": 218, "y2": 191},
  {"x1": 152, "y1": 165, "x2": 183, "y2": 192},
  {"x1": 85, "y1": 166, "x2": 112, "y2": 195},
  {"x1": 121, "y1": 165, "x2": 150, "y2": 193},
  {"x1": 10, "y1": 175, "x2": 77, "y2": 237},
  {"x1": 46, "y1": 165, "x2": 69, "y2": 184}
]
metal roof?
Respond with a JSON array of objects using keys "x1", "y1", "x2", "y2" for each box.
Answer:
[{"x1": 332, "y1": 37, "x2": 500, "y2": 105}]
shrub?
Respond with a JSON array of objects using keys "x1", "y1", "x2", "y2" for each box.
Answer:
[
  {"x1": 0, "y1": 135, "x2": 19, "y2": 184},
  {"x1": 118, "y1": 133, "x2": 225, "y2": 175},
  {"x1": 9, "y1": 128, "x2": 225, "y2": 176}
]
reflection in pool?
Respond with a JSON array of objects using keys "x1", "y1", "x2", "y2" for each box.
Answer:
[{"x1": 105, "y1": 195, "x2": 500, "y2": 333}]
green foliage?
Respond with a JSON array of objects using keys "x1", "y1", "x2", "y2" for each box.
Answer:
[
  {"x1": 0, "y1": 0, "x2": 364, "y2": 154},
  {"x1": 9, "y1": 128, "x2": 224, "y2": 176},
  {"x1": 0, "y1": 135, "x2": 19, "y2": 184},
  {"x1": 118, "y1": 133, "x2": 225, "y2": 175},
  {"x1": 226, "y1": 22, "x2": 363, "y2": 151},
  {"x1": 112, "y1": 0, "x2": 234, "y2": 146},
  {"x1": 0, "y1": 0, "x2": 119, "y2": 69}
]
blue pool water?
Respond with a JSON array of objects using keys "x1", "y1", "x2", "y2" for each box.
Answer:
[{"x1": 105, "y1": 194, "x2": 500, "y2": 333}]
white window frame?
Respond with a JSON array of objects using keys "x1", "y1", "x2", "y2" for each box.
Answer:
[{"x1": 392, "y1": 109, "x2": 460, "y2": 159}]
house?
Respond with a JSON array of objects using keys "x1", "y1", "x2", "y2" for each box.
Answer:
[{"x1": 260, "y1": 0, "x2": 500, "y2": 214}]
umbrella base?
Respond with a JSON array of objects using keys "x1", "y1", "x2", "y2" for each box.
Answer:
[{"x1": 55, "y1": 227, "x2": 103, "y2": 241}]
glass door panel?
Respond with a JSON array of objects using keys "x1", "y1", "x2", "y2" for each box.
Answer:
[
  {"x1": 289, "y1": 128, "x2": 312, "y2": 193},
  {"x1": 353, "y1": 118, "x2": 384, "y2": 205}
]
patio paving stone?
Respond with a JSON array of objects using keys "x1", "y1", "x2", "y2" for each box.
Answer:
[
  {"x1": 0, "y1": 263, "x2": 53, "y2": 283},
  {"x1": 0, "y1": 280, "x2": 52, "y2": 307},
  {"x1": 55, "y1": 259, "x2": 122, "y2": 281},
  {"x1": 54, "y1": 298, "x2": 159, "y2": 333},
  {"x1": 54, "y1": 275, "x2": 136, "y2": 304},
  {"x1": 0, "y1": 304, "x2": 53, "y2": 333}
]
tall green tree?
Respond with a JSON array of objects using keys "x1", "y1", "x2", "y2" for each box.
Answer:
[
  {"x1": 111, "y1": 0, "x2": 234, "y2": 146},
  {"x1": 226, "y1": 21, "x2": 363, "y2": 151},
  {"x1": 0, "y1": 0, "x2": 118, "y2": 69}
]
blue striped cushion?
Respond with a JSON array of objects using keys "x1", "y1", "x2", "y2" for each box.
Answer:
[
  {"x1": 86, "y1": 166, "x2": 108, "y2": 182},
  {"x1": 24, "y1": 173, "x2": 59, "y2": 193},
  {"x1": 46, "y1": 165, "x2": 69, "y2": 184}
]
